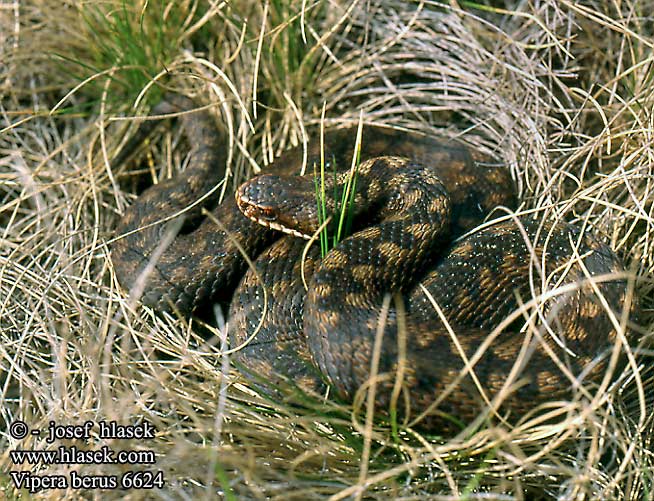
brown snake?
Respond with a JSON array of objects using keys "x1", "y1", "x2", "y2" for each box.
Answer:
[{"x1": 113, "y1": 95, "x2": 632, "y2": 430}]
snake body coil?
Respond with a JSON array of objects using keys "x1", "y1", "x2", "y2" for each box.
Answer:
[{"x1": 113, "y1": 96, "x2": 631, "y2": 429}]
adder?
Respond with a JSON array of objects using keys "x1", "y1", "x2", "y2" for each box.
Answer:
[{"x1": 112, "y1": 95, "x2": 632, "y2": 429}]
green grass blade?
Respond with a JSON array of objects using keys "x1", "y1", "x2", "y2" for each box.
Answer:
[{"x1": 335, "y1": 113, "x2": 364, "y2": 245}]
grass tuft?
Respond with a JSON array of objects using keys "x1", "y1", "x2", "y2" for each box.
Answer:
[
  {"x1": 313, "y1": 109, "x2": 364, "y2": 257},
  {"x1": 46, "y1": 1, "x2": 202, "y2": 113}
]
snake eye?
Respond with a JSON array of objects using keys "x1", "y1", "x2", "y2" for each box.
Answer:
[{"x1": 258, "y1": 207, "x2": 277, "y2": 221}]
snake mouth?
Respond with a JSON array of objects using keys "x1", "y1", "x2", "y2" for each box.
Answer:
[
  {"x1": 237, "y1": 193, "x2": 312, "y2": 240},
  {"x1": 248, "y1": 215, "x2": 312, "y2": 240}
]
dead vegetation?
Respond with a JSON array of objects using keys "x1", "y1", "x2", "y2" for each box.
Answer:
[{"x1": 1, "y1": 1, "x2": 653, "y2": 499}]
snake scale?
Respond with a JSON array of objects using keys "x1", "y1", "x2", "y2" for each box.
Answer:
[{"x1": 113, "y1": 95, "x2": 631, "y2": 430}]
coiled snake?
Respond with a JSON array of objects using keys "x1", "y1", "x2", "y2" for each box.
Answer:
[{"x1": 112, "y1": 96, "x2": 631, "y2": 429}]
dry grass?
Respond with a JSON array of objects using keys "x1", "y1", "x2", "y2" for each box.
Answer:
[{"x1": 1, "y1": 1, "x2": 653, "y2": 499}]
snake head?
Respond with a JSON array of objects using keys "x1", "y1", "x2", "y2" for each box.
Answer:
[{"x1": 236, "y1": 174, "x2": 323, "y2": 239}]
